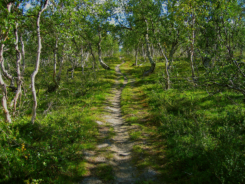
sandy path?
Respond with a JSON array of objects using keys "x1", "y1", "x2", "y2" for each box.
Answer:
[
  {"x1": 81, "y1": 61, "x2": 158, "y2": 184},
  {"x1": 105, "y1": 62, "x2": 137, "y2": 183}
]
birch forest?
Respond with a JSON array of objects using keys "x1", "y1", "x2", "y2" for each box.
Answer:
[{"x1": 1, "y1": 0, "x2": 245, "y2": 183}]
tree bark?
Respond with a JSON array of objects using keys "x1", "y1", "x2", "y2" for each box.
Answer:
[
  {"x1": 0, "y1": 3, "x2": 12, "y2": 123},
  {"x1": 81, "y1": 44, "x2": 84, "y2": 75},
  {"x1": 151, "y1": 44, "x2": 154, "y2": 58},
  {"x1": 169, "y1": 48, "x2": 174, "y2": 67},
  {"x1": 85, "y1": 52, "x2": 89, "y2": 62},
  {"x1": 20, "y1": 34, "x2": 25, "y2": 76},
  {"x1": 31, "y1": 0, "x2": 49, "y2": 124},
  {"x1": 158, "y1": 42, "x2": 171, "y2": 90},
  {"x1": 135, "y1": 46, "x2": 138, "y2": 66},
  {"x1": 0, "y1": 44, "x2": 11, "y2": 123},
  {"x1": 1, "y1": 57, "x2": 13, "y2": 81},
  {"x1": 12, "y1": 23, "x2": 22, "y2": 113},
  {"x1": 168, "y1": 40, "x2": 178, "y2": 69},
  {"x1": 142, "y1": 44, "x2": 146, "y2": 62},
  {"x1": 143, "y1": 19, "x2": 156, "y2": 76},
  {"x1": 98, "y1": 29, "x2": 110, "y2": 70},
  {"x1": 89, "y1": 43, "x2": 97, "y2": 72},
  {"x1": 187, "y1": 47, "x2": 191, "y2": 60},
  {"x1": 0, "y1": 42, "x2": 13, "y2": 82},
  {"x1": 53, "y1": 37, "x2": 58, "y2": 86}
]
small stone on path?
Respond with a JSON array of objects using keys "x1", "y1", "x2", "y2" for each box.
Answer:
[
  {"x1": 118, "y1": 152, "x2": 130, "y2": 156},
  {"x1": 97, "y1": 143, "x2": 109, "y2": 149},
  {"x1": 96, "y1": 121, "x2": 103, "y2": 125}
]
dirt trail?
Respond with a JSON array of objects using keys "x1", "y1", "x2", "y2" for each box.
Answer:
[
  {"x1": 81, "y1": 61, "x2": 158, "y2": 184},
  {"x1": 105, "y1": 62, "x2": 137, "y2": 183}
]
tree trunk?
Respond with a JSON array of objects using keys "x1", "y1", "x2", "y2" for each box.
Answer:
[
  {"x1": 81, "y1": 44, "x2": 84, "y2": 75},
  {"x1": 151, "y1": 44, "x2": 154, "y2": 58},
  {"x1": 143, "y1": 19, "x2": 156, "y2": 76},
  {"x1": 85, "y1": 52, "x2": 89, "y2": 62},
  {"x1": 20, "y1": 34, "x2": 25, "y2": 76},
  {"x1": 71, "y1": 66, "x2": 75, "y2": 78},
  {"x1": 158, "y1": 43, "x2": 171, "y2": 90},
  {"x1": 142, "y1": 44, "x2": 146, "y2": 62},
  {"x1": 0, "y1": 3, "x2": 12, "y2": 123},
  {"x1": 169, "y1": 50, "x2": 174, "y2": 68},
  {"x1": 71, "y1": 58, "x2": 76, "y2": 78},
  {"x1": 168, "y1": 41, "x2": 178, "y2": 69},
  {"x1": 31, "y1": 0, "x2": 49, "y2": 124},
  {"x1": 187, "y1": 48, "x2": 191, "y2": 60},
  {"x1": 135, "y1": 46, "x2": 138, "y2": 66},
  {"x1": 89, "y1": 44, "x2": 96, "y2": 70},
  {"x1": 0, "y1": 43, "x2": 13, "y2": 82},
  {"x1": 89, "y1": 43, "x2": 97, "y2": 76},
  {"x1": 98, "y1": 30, "x2": 110, "y2": 70},
  {"x1": 1, "y1": 57, "x2": 13, "y2": 81},
  {"x1": 53, "y1": 37, "x2": 58, "y2": 86},
  {"x1": 12, "y1": 23, "x2": 22, "y2": 113},
  {"x1": 0, "y1": 44, "x2": 12, "y2": 123}
]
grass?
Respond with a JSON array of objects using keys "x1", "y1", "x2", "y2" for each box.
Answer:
[
  {"x1": 94, "y1": 163, "x2": 114, "y2": 182},
  {"x1": 119, "y1": 55, "x2": 245, "y2": 184},
  {"x1": 129, "y1": 131, "x2": 141, "y2": 140}
]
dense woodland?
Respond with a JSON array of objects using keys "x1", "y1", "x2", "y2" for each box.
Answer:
[{"x1": 1, "y1": 0, "x2": 245, "y2": 183}]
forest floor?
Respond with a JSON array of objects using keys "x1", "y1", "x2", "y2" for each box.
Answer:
[{"x1": 81, "y1": 59, "x2": 160, "y2": 184}]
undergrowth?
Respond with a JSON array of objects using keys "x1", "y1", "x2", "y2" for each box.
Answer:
[
  {"x1": 120, "y1": 55, "x2": 245, "y2": 184},
  {"x1": 0, "y1": 57, "x2": 121, "y2": 183}
]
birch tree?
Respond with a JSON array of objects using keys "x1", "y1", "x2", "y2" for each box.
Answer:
[
  {"x1": 0, "y1": 45, "x2": 11, "y2": 123},
  {"x1": 121, "y1": 0, "x2": 159, "y2": 75},
  {"x1": 143, "y1": 18, "x2": 156, "y2": 76},
  {"x1": 12, "y1": 22, "x2": 22, "y2": 113},
  {"x1": 0, "y1": 2, "x2": 15, "y2": 123},
  {"x1": 31, "y1": 0, "x2": 49, "y2": 124}
]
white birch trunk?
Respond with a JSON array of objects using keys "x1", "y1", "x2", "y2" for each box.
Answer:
[
  {"x1": 12, "y1": 23, "x2": 22, "y2": 113},
  {"x1": 143, "y1": 19, "x2": 156, "y2": 76},
  {"x1": 158, "y1": 42, "x2": 171, "y2": 90},
  {"x1": 0, "y1": 3, "x2": 12, "y2": 123},
  {"x1": 31, "y1": 0, "x2": 49, "y2": 124},
  {"x1": 1, "y1": 57, "x2": 13, "y2": 81},
  {"x1": 53, "y1": 37, "x2": 58, "y2": 86},
  {"x1": 135, "y1": 46, "x2": 138, "y2": 66},
  {"x1": 81, "y1": 44, "x2": 84, "y2": 75},
  {"x1": 20, "y1": 34, "x2": 25, "y2": 76},
  {"x1": 0, "y1": 44, "x2": 11, "y2": 123},
  {"x1": 169, "y1": 42, "x2": 177, "y2": 69},
  {"x1": 151, "y1": 44, "x2": 154, "y2": 58},
  {"x1": 85, "y1": 52, "x2": 89, "y2": 62},
  {"x1": 98, "y1": 30, "x2": 110, "y2": 70},
  {"x1": 71, "y1": 58, "x2": 77, "y2": 78},
  {"x1": 142, "y1": 44, "x2": 146, "y2": 62}
]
